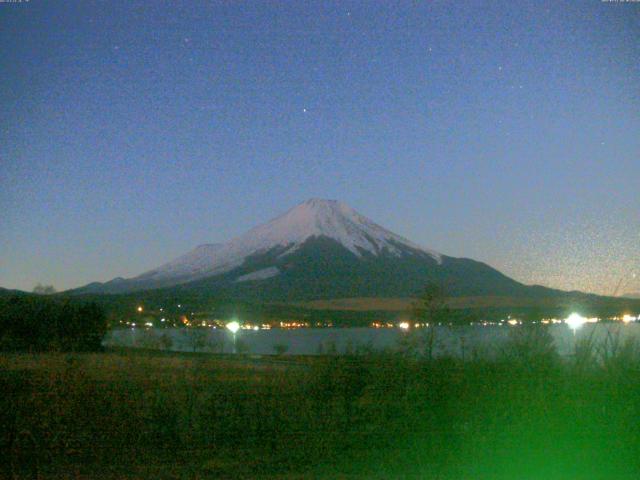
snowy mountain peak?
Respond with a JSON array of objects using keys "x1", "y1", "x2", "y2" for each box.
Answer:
[
  {"x1": 135, "y1": 199, "x2": 441, "y2": 284},
  {"x1": 241, "y1": 198, "x2": 440, "y2": 260}
]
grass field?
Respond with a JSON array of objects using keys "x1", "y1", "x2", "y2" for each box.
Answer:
[{"x1": 3, "y1": 333, "x2": 640, "y2": 479}]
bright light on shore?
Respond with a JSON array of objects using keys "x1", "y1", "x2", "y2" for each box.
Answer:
[
  {"x1": 622, "y1": 314, "x2": 635, "y2": 324},
  {"x1": 565, "y1": 313, "x2": 587, "y2": 331},
  {"x1": 398, "y1": 322, "x2": 410, "y2": 330},
  {"x1": 226, "y1": 321, "x2": 240, "y2": 334},
  {"x1": 136, "y1": 306, "x2": 143, "y2": 312}
]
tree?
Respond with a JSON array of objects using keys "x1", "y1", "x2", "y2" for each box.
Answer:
[
  {"x1": 183, "y1": 328, "x2": 209, "y2": 353},
  {"x1": 406, "y1": 283, "x2": 452, "y2": 359},
  {"x1": 0, "y1": 296, "x2": 106, "y2": 352},
  {"x1": 33, "y1": 284, "x2": 57, "y2": 295},
  {"x1": 411, "y1": 283, "x2": 450, "y2": 325},
  {"x1": 159, "y1": 333, "x2": 174, "y2": 350}
]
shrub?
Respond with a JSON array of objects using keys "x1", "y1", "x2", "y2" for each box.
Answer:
[{"x1": 500, "y1": 323, "x2": 558, "y2": 370}]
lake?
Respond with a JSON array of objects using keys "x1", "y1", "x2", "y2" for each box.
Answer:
[{"x1": 104, "y1": 322, "x2": 640, "y2": 357}]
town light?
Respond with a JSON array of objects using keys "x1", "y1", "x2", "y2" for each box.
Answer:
[
  {"x1": 398, "y1": 322, "x2": 410, "y2": 330},
  {"x1": 226, "y1": 320, "x2": 240, "y2": 354},
  {"x1": 565, "y1": 313, "x2": 587, "y2": 332},
  {"x1": 137, "y1": 306, "x2": 143, "y2": 313}
]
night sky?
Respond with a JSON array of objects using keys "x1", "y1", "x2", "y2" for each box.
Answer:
[{"x1": 1, "y1": 1, "x2": 638, "y2": 295}]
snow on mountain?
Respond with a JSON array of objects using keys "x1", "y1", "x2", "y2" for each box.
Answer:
[
  {"x1": 137, "y1": 243, "x2": 225, "y2": 281},
  {"x1": 233, "y1": 198, "x2": 441, "y2": 260},
  {"x1": 235, "y1": 267, "x2": 280, "y2": 283},
  {"x1": 135, "y1": 199, "x2": 441, "y2": 284}
]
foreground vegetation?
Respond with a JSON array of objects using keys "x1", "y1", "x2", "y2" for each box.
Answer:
[{"x1": 3, "y1": 327, "x2": 640, "y2": 479}]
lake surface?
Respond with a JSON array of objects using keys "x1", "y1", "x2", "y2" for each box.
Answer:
[{"x1": 104, "y1": 323, "x2": 640, "y2": 357}]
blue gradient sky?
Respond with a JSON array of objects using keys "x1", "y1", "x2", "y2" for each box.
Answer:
[{"x1": 1, "y1": 1, "x2": 639, "y2": 295}]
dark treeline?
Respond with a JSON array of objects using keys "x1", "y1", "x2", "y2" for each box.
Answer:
[
  {"x1": 0, "y1": 296, "x2": 106, "y2": 352},
  {"x1": 73, "y1": 283, "x2": 640, "y2": 328}
]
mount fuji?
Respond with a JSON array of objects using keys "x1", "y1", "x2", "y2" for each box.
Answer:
[{"x1": 73, "y1": 199, "x2": 557, "y2": 300}]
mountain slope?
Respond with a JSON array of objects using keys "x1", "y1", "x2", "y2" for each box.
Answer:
[
  {"x1": 72, "y1": 198, "x2": 560, "y2": 301},
  {"x1": 172, "y1": 236, "x2": 548, "y2": 301}
]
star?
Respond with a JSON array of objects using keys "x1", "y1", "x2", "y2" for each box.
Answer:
[{"x1": 303, "y1": 108, "x2": 308, "y2": 113}]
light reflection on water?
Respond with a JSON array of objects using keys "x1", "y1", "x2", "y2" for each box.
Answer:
[{"x1": 104, "y1": 323, "x2": 640, "y2": 357}]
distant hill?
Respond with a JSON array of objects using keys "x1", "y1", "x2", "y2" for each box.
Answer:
[{"x1": 0, "y1": 287, "x2": 29, "y2": 297}]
